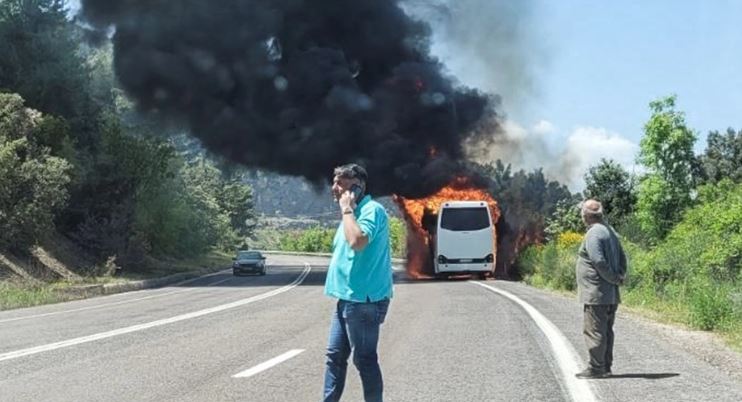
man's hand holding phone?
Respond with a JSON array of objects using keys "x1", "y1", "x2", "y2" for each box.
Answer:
[{"x1": 339, "y1": 190, "x2": 356, "y2": 215}]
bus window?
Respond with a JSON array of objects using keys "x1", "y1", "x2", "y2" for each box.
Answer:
[{"x1": 440, "y1": 207, "x2": 490, "y2": 231}]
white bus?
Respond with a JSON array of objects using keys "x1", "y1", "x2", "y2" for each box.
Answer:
[{"x1": 433, "y1": 201, "x2": 495, "y2": 279}]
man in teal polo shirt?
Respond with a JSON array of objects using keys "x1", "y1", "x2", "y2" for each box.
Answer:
[{"x1": 323, "y1": 163, "x2": 393, "y2": 402}]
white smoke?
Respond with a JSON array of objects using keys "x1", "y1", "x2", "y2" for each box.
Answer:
[{"x1": 465, "y1": 121, "x2": 639, "y2": 191}]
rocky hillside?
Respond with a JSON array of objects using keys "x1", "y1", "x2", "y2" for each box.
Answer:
[{"x1": 244, "y1": 170, "x2": 400, "y2": 221}]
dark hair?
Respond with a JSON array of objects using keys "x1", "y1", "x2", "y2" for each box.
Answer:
[{"x1": 333, "y1": 163, "x2": 368, "y2": 183}]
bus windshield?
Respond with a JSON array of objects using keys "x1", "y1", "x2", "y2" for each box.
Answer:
[{"x1": 440, "y1": 207, "x2": 490, "y2": 231}]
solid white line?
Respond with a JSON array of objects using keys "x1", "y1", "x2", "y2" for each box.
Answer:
[
  {"x1": 471, "y1": 281, "x2": 598, "y2": 402},
  {"x1": 0, "y1": 264, "x2": 311, "y2": 362},
  {"x1": 0, "y1": 272, "x2": 234, "y2": 324},
  {"x1": 232, "y1": 349, "x2": 305, "y2": 378}
]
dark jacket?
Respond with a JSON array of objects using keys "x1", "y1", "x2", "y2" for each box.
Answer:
[{"x1": 576, "y1": 222, "x2": 627, "y2": 304}]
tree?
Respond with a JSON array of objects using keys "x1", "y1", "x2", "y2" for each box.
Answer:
[
  {"x1": 0, "y1": 93, "x2": 71, "y2": 251},
  {"x1": 181, "y1": 157, "x2": 257, "y2": 250},
  {"x1": 636, "y1": 95, "x2": 697, "y2": 239},
  {"x1": 71, "y1": 115, "x2": 177, "y2": 261},
  {"x1": 701, "y1": 128, "x2": 742, "y2": 184},
  {"x1": 472, "y1": 161, "x2": 574, "y2": 277},
  {"x1": 583, "y1": 158, "x2": 637, "y2": 223},
  {"x1": 0, "y1": 0, "x2": 100, "y2": 139},
  {"x1": 544, "y1": 197, "x2": 584, "y2": 241},
  {"x1": 219, "y1": 178, "x2": 257, "y2": 238}
]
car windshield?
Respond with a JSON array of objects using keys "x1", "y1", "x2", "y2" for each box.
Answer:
[{"x1": 237, "y1": 251, "x2": 261, "y2": 259}]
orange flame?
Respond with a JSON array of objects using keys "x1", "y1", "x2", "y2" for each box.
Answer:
[{"x1": 394, "y1": 177, "x2": 500, "y2": 278}]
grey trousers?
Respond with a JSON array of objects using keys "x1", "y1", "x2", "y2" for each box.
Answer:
[{"x1": 583, "y1": 304, "x2": 618, "y2": 372}]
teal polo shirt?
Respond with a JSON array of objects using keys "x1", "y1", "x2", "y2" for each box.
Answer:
[{"x1": 324, "y1": 195, "x2": 394, "y2": 302}]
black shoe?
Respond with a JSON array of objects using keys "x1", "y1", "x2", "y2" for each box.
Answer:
[{"x1": 575, "y1": 368, "x2": 610, "y2": 379}]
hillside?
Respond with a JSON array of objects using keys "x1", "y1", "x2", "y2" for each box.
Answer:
[{"x1": 243, "y1": 169, "x2": 401, "y2": 221}]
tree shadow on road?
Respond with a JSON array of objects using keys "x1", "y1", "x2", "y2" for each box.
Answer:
[{"x1": 605, "y1": 373, "x2": 680, "y2": 379}]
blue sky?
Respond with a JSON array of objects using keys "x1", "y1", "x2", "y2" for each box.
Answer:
[
  {"x1": 536, "y1": 1, "x2": 742, "y2": 149},
  {"x1": 68, "y1": 0, "x2": 742, "y2": 189}
]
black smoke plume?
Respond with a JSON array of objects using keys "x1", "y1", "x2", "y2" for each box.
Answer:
[{"x1": 80, "y1": 0, "x2": 497, "y2": 197}]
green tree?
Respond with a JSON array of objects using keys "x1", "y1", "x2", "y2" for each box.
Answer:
[
  {"x1": 472, "y1": 160, "x2": 574, "y2": 276},
  {"x1": 636, "y1": 95, "x2": 697, "y2": 239},
  {"x1": 0, "y1": 0, "x2": 100, "y2": 138},
  {"x1": 71, "y1": 115, "x2": 177, "y2": 261},
  {"x1": 0, "y1": 93, "x2": 71, "y2": 250},
  {"x1": 583, "y1": 158, "x2": 637, "y2": 223},
  {"x1": 181, "y1": 158, "x2": 257, "y2": 251},
  {"x1": 701, "y1": 128, "x2": 742, "y2": 184},
  {"x1": 544, "y1": 197, "x2": 584, "y2": 240},
  {"x1": 219, "y1": 180, "x2": 256, "y2": 238},
  {"x1": 180, "y1": 159, "x2": 236, "y2": 251}
]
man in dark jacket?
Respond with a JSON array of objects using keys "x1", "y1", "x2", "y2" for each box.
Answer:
[{"x1": 575, "y1": 199, "x2": 627, "y2": 379}]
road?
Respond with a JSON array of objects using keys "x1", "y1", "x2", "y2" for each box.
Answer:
[{"x1": 0, "y1": 254, "x2": 740, "y2": 401}]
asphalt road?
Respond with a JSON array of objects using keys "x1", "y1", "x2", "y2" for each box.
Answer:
[{"x1": 0, "y1": 254, "x2": 740, "y2": 401}]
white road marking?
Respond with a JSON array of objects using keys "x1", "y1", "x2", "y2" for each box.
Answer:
[
  {"x1": 232, "y1": 349, "x2": 305, "y2": 378},
  {"x1": 471, "y1": 281, "x2": 598, "y2": 402},
  {"x1": 0, "y1": 264, "x2": 311, "y2": 362},
  {"x1": 0, "y1": 273, "x2": 233, "y2": 324}
]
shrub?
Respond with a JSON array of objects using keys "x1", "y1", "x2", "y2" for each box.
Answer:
[
  {"x1": 278, "y1": 215, "x2": 406, "y2": 257},
  {"x1": 556, "y1": 231, "x2": 583, "y2": 249},
  {"x1": 389, "y1": 217, "x2": 406, "y2": 258},
  {"x1": 688, "y1": 278, "x2": 734, "y2": 330},
  {"x1": 517, "y1": 242, "x2": 577, "y2": 291},
  {"x1": 279, "y1": 227, "x2": 334, "y2": 253},
  {"x1": 642, "y1": 180, "x2": 742, "y2": 285},
  {"x1": 0, "y1": 93, "x2": 71, "y2": 250}
]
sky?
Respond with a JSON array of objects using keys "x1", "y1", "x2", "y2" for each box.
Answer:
[
  {"x1": 67, "y1": 0, "x2": 742, "y2": 190},
  {"x1": 414, "y1": 0, "x2": 742, "y2": 189}
]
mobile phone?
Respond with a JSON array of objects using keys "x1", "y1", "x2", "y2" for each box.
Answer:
[{"x1": 350, "y1": 184, "x2": 363, "y2": 202}]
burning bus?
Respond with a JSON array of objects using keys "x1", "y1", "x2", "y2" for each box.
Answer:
[
  {"x1": 395, "y1": 178, "x2": 500, "y2": 279},
  {"x1": 433, "y1": 201, "x2": 495, "y2": 279}
]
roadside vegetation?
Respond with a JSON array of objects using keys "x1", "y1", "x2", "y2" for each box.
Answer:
[
  {"x1": 0, "y1": 251, "x2": 232, "y2": 310},
  {"x1": 276, "y1": 217, "x2": 407, "y2": 259},
  {"x1": 517, "y1": 97, "x2": 742, "y2": 350},
  {"x1": 0, "y1": 1, "x2": 253, "y2": 308}
]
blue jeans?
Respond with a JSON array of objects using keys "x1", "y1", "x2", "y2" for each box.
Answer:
[{"x1": 323, "y1": 298, "x2": 390, "y2": 402}]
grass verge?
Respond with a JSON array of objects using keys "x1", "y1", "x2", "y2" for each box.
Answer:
[{"x1": 0, "y1": 250, "x2": 232, "y2": 311}]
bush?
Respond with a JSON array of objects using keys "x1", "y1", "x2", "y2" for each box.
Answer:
[
  {"x1": 515, "y1": 244, "x2": 541, "y2": 280},
  {"x1": 279, "y1": 227, "x2": 335, "y2": 253},
  {"x1": 518, "y1": 242, "x2": 578, "y2": 291},
  {"x1": 278, "y1": 215, "x2": 406, "y2": 257},
  {"x1": 389, "y1": 217, "x2": 406, "y2": 258},
  {"x1": 556, "y1": 231, "x2": 583, "y2": 249},
  {"x1": 519, "y1": 180, "x2": 742, "y2": 337},
  {"x1": 552, "y1": 244, "x2": 579, "y2": 291},
  {"x1": 0, "y1": 93, "x2": 71, "y2": 250},
  {"x1": 642, "y1": 180, "x2": 742, "y2": 285},
  {"x1": 688, "y1": 278, "x2": 734, "y2": 331}
]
